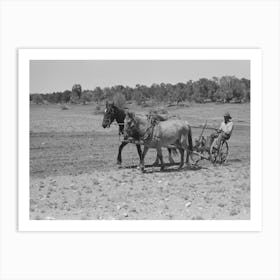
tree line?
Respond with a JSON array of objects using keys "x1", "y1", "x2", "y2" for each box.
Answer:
[{"x1": 30, "y1": 76, "x2": 250, "y2": 105}]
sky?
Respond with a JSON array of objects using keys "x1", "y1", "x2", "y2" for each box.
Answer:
[{"x1": 30, "y1": 60, "x2": 250, "y2": 93}]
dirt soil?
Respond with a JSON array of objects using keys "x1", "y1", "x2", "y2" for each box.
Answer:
[{"x1": 30, "y1": 103, "x2": 250, "y2": 220}]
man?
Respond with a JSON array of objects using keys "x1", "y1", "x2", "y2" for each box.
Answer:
[{"x1": 210, "y1": 112, "x2": 234, "y2": 149}]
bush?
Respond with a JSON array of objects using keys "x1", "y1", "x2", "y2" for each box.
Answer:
[
  {"x1": 142, "y1": 100, "x2": 156, "y2": 108},
  {"x1": 113, "y1": 92, "x2": 126, "y2": 109},
  {"x1": 177, "y1": 101, "x2": 191, "y2": 107},
  {"x1": 70, "y1": 96, "x2": 79, "y2": 104},
  {"x1": 81, "y1": 91, "x2": 92, "y2": 105},
  {"x1": 156, "y1": 107, "x2": 168, "y2": 114},
  {"x1": 141, "y1": 102, "x2": 150, "y2": 108},
  {"x1": 149, "y1": 107, "x2": 168, "y2": 115},
  {"x1": 134, "y1": 91, "x2": 143, "y2": 106},
  {"x1": 32, "y1": 94, "x2": 44, "y2": 104},
  {"x1": 60, "y1": 103, "x2": 70, "y2": 110},
  {"x1": 93, "y1": 105, "x2": 103, "y2": 115}
]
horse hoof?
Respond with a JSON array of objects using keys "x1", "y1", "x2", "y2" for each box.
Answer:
[
  {"x1": 117, "y1": 160, "x2": 122, "y2": 165},
  {"x1": 139, "y1": 165, "x2": 145, "y2": 172},
  {"x1": 160, "y1": 166, "x2": 165, "y2": 171}
]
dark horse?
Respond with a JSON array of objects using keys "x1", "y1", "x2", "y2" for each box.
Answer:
[{"x1": 101, "y1": 102, "x2": 176, "y2": 165}]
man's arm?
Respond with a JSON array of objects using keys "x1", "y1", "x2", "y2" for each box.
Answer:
[{"x1": 218, "y1": 122, "x2": 223, "y2": 132}]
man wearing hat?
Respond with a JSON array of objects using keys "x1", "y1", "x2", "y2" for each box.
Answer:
[{"x1": 210, "y1": 112, "x2": 234, "y2": 150}]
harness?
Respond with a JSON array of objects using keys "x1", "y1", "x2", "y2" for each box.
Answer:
[
  {"x1": 142, "y1": 124, "x2": 155, "y2": 143},
  {"x1": 142, "y1": 118, "x2": 161, "y2": 144}
]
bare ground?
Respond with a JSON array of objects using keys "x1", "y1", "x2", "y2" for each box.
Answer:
[{"x1": 30, "y1": 103, "x2": 250, "y2": 220}]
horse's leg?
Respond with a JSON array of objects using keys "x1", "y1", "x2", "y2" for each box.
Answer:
[
  {"x1": 185, "y1": 149, "x2": 190, "y2": 165},
  {"x1": 117, "y1": 141, "x2": 128, "y2": 165},
  {"x1": 186, "y1": 127, "x2": 193, "y2": 165},
  {"x1": 168, "y1": 148, "x2": 175, "y2": 164},
  {"x1": 152, "y1": 157, "x2": 159, "y2": 166},
  {"x1": 156, "y1": 147, "x2": 165, "y2": 171},
  {"x1": 140, "y1": 146, "x2": 149, "y2": 172},
  {"x1": 136, "y1": 144, "x2": 142, "y2": 162},
  {"x1": 178, "y1": 148, "x2": 185, "y2": 169}
]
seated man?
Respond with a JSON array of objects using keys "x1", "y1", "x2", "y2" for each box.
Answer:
[{"x1": 210, "y1": 112, "x2": 234, "y2": 149}]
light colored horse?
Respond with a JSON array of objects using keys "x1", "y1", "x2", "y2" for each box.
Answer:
[{"x1": 124, "y1": 112, "x2": 193, "y2": 172}]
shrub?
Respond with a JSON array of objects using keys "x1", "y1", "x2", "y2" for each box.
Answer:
[
  {"x1": 32, "y1": 94, "x2": 44, "y2": 104},
  {"x1": 60, "y1": 103, "x2": 70, "y2": 110},
  {"x1": 148, "y1": 108, "x2": 169, "y2": 117},
  {"x1": 156, "y1": 107, "x2": 168, "y2": 114},
  {"x1": 81, "y1": 91, "x2": 92, "y2": 105},
  {"x1": 142, "y1": 100, "x2": 156, "y2": 108},
  {"x1": 93, "y1": 105, "x2": 103, "y2": 115},
  {"x1": 141, "y1": 102, "x2": 150, "y2": 108},
  {"x1": 113, "y1": 92, "x2": 126, "y2": 109},
  {"x1": 134, "y1": 91, "x2": 143, "y2": 106},
  {"x1": 178, "y1": 101, "x2": 191, "y2": 107},
  {"x1": 72, "y1": 84, "x2": 82, "y2": 99}
]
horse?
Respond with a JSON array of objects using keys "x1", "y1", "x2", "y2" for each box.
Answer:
[
  {"x1": 101, "y1": 102, "x2": 177, "y2": 166},
  {"x1": 124, "y1": 112, "x2": 193, "y2": 172}
]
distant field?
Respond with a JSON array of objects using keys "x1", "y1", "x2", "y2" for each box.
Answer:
[
  {"x1": 30, "y1": 102, "x2": 250, "y2": 220},
  {"x1": 30, "y1": 102, "x2": 250, "y2": 133}
]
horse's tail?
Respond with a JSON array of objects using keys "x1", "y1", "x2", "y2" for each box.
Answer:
[{"x1": 188, "y1": 126, "x2": 193, "y2": 152}]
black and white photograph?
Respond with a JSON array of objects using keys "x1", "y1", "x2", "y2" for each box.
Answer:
[
  {"x1": 26, "y1": 52, "x2": 253, "y2": 223},
  {"x1": 2, "y1": 1, "x2": 280, "y2": 280}
]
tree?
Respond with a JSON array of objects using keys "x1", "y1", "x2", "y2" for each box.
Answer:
[
  {"x1": 103, "y1": 87, "x2": 113, "y2": 101},
  {"x1": 32, "y1": 94, "x2": 44, "y2": 104},
  {"x1": 134, "y1": 90, "x2": 144, "y2": 105},
  {"x1": 61, "y1": 90, "x2": 71, "y2": 103},
  {"x1": 219, "y1": 76, "x2": 235, "y2": 102},
  {"x1": 71, "y1": 84, "x2": 82, "y2": 103},
  {"x1": 113, "y1": 92, "x2": 126, "y2": 108},
  {"x1": 81, "y1": 91, "x2": 92, "y2": 104},
  {"x1": 151, "y1": 83, "x2": 165, "y2": 103},
  {"x1": 32, "y1": 76, "x2": 250, "y2": 105},
  {"x1": 123, "y1": 86, "x2": 133, "y2": 101},
  {"x1": 173, "y1": 82, "x2": 186, "y2": 104},
  {"x1": 192, "y1": 81, "x2": 203, "y2": 102},
  {"x1": 241, "y1": 78, "x2": 250, "y2": 101},
  {"x1": 92, "y1": 87, "x2": 104, "y2": 103},
  {"x1": 185, "y1": 80, "x2": 193, "y2": 101}
]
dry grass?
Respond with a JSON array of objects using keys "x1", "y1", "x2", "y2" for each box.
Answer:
[
  {"x1": 60, "y1": 103, "x2": 70, "y2": 110},
  {"x1": 29, "y1": 102, "x2": 250, "y2": 220}
]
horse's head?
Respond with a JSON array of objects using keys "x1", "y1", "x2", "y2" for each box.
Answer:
[
  {"x1": 124, "y1": 111, "x2": 137, "y2": 138},
  {"x1": 102, "y1": 101, "x2": 116, "y2": 128}
]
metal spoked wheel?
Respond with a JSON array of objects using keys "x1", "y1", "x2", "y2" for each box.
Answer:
[
  {"x1": 219, "y1": 140, "x2": 229, "y2": 163},
  {"x1": 210, "y1": 139, "x2": 229, "y2": 164}
]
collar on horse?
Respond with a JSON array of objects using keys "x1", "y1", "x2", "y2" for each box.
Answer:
[{"x1": 142, "y1": 119, "x2": 161, "y2": 144}]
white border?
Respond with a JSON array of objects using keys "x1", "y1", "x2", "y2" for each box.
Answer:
[{"x1": 18, "y1": 48, "x2": 262, "y2": 232}]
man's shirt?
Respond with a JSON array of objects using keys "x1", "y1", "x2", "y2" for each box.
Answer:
[{"x1": 219, "y1": 121, "x2": 233, "y2": 135}]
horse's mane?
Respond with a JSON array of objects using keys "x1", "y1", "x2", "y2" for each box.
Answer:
[
  {"x1": 127, "y1": 112, "x2": 148, "y2": 126},
  {"x1": 111, "y1": 104, "x2": 126, "y2": 115}
]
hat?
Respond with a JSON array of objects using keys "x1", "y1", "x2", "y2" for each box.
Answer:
[{"x1": 224, "y1": 112, "x2": 232, "y2": 119}]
